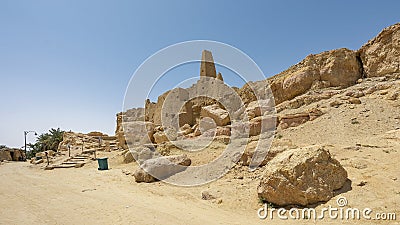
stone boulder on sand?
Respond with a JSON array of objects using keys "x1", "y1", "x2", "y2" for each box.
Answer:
[
  {"x1": 257, "y1": 146, "x2": 348, "y2": 206},
  {"x1": 133, "y1": 154, "x2": 191, "y2": 183}
]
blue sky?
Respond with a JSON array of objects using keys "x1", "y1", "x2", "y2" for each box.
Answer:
[{"x1": 1, "y1": 0, "x2": 399, "y2": 147}]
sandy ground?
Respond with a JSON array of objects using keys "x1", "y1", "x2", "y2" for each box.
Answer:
[{"x1": 0, "y1": 159, "x2": 266, "y2": 225}]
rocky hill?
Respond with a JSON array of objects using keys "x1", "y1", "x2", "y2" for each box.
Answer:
[{"x1": 112, "y1": 23, "x2": 400, "y2": 209}]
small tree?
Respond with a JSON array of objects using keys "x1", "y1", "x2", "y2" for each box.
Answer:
[{"x1": 27, "y1": 128, "x2": 64, "y2": 158}]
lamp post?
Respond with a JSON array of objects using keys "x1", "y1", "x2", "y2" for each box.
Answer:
[{"x1": 24, "y1": 130, "x2": 37, "y2": 161}]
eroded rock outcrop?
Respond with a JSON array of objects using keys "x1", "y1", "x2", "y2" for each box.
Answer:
[
  {"x1": 278, "y1": 108, "x2": 323, "y2": 129},
  {"x1": 268, "y1": 48, "x2": 362, "y2": 105},
  {"x1": 257, "y1": 146, "x2": 348, "y2": 206},
  {"x1": 359, "y1": 23, "x2": 400, "y2": 78}
]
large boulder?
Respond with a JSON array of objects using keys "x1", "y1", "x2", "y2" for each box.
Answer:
[
  {"x1": 359, "y1": 23, "x2": 400, "y2": 77},
  {"x1": 201, "y1": 104, "x2": 230, "y2": 126},
  {"x1": 133, "y1": 154, "x2": 191, "y2": 183},
  {"x1": 257, "y1": 146, "x2": 348, "y2": 206}
]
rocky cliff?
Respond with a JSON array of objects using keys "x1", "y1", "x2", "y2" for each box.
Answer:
[{"x1": 242, "y1": 23, "x2": 400, "y2": 106}]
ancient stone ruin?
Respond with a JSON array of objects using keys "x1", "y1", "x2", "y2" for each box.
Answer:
[
  {"x1": 0, "y1": 147, "x2": 25, "y2": 161},
  {"x1": 200, "y1": 50, "x2": 217, "y2": 78}
]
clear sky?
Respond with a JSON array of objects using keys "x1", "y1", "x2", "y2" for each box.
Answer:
[{"x1": 1, "y1": 0, "x2": 399, "y2": 148}]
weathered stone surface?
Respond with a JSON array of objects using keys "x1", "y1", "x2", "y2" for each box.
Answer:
[
  {"x1": 0, "y1": 149, "x2": 19, "y2": 161},
  {"x1": 122, "y1": 145, "x2": 157, "y2": 164},
  {"x1": 133, "y1": 154, "x2": 191, "y2": 183},
  {"x1": 0, "y1": 151, "x2": 11, "y2": 161},
  {"x1": 279, "y1": 113, "x2": 309, "y2": 129},
  {"x1": 133, "y1": 169, "x2": 157, "y2": 183},
  {"x1": 278, "y1": 108, "x2": 322, "y2": 129},
  {"x1": 348, "y1": 97, "x2": 362, "y2": 104},
  {"x1": 123, "y1": 151, "x2": 135, "y2": 163},
  {"x1": 59, "y1": 131, "x2": 119, "y2": 152},
  {"x1": 359, "y1": 23, "x2": 400, "y2": 77},
  {"x1": 245, "y1": 99, "x2": 274, "y2": 120},
  {"x1": 345, "y1": 90, "x2": 365, "y2": 98},
  {"x1": 178, "y1": 124, "x2": 193, "y2": 136},
  {"x1": 249, "y1": 115, "x2": 277, "y2": 136},
  {"x1": 87, "y1": 131, "x2": 106, "y2": 137},
  {"x1": 153, "y1": 128, "x2": 178, "y2": 144},
  {"x1": 122, "y1": 121, "x2": 155, "y2": 147},
  {"x1": 199, "y1": 117, "x2": 216, "y2": 132},
  {"x1": 268, "y1": 48, "x2": 362, "y2": 105},
  {"x1": 215, "y1": 126, "x2": 231, "y2": 136},
  {"x1": 201, "y1": 104, "x2": 230, "y2": 126},
  {"x1": 116, "y1": 131, "x2": 127, "y2": 149},
  {"x1": 200, "y1": 50, "x2": 217, "y2": 78},
  {"x1": 215, "y1": 135, "x2": 230, "y2": 144},
  {"x1": 216, "y1": 72, "x2": 223, "y2": 81},
  {"x1": 257, "y1": 146, "x2": 348, "y2": 206},
  {"x1": 329, "y1": 100, "x2": 344, "y2": 108},
  {"x1": 387, "y1": 90, "x2": 399, "y2": 100}
]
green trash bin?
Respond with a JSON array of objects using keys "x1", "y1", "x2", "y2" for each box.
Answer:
[{"x1": 97, "y1": 157, "x2": 108, "y2": 170}]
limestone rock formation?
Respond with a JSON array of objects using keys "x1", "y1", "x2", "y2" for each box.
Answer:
[
  {"x1": 257, "y1": 146, "x2": 348, "y2": 206},
  {"x1": 359, "y1": 23, "x2": 400, "y2": 78},
  {"x1": 268, "y1": 48, "x2": 362, "y2": 105},
  {"x1": 278, "y1": 108, "x2": 323, "y2": 129},
  {"x1": 133, "y1": 154, "x2": 191, "y2": 183}
]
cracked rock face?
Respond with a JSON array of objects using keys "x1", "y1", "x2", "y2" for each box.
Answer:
[
  {"x1": 267, "y1": 48, "x2": 362, "y2": 105},
  {"x1": 257, "y1": 146, "x2": 348, "y2": 206},
  {"x1": 359, "y1": 23, "x2": 400, "y2": 78}
]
